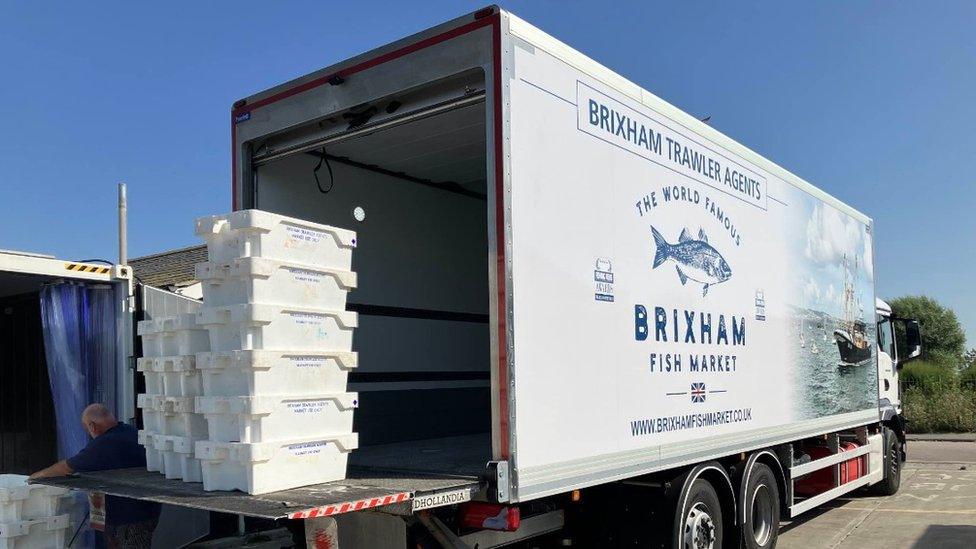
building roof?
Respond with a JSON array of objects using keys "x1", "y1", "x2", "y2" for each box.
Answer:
[{"x1": 129, "y1": 244, "x2": 207, "y2": 289}]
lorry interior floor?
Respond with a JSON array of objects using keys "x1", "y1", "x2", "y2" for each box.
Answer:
[{"x1": 349, "y1": 433, "x2": 491, "y2": 477}]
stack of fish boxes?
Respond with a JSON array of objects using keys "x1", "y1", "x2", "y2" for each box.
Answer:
[
  {"x1": 0, "y1": 474, "x2": 70, "y2": 549},
  {"x1": 192, "y1": 210, "x2": 359, "y2": 494},
  {"x1": 136, "y1": 313, "x2": 211, "y2": 482}
]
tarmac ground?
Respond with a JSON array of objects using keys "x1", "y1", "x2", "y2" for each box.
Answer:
[{"x1": 778, "y1": 439, "x2": 976, "y2": 549}]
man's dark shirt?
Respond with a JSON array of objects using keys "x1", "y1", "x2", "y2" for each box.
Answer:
[{"x1": 67, "y1": 423, "x2": 160, "y2": 526}]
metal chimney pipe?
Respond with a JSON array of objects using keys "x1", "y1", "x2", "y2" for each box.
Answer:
[{"x1": 118, "y1": 183, "x2": 128, "y2": 265}]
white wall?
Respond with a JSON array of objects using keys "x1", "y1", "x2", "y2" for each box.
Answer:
[{"x1": 257, "y1": 153, "x2": 488, "y2": 315}]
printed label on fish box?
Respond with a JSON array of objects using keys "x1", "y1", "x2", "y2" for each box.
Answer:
[
  {"x1": 287, "y1": 267, "x2": 324, "y2": 284},
  {"x1": 286, "y1": 400, "x2": 330, "y2": 414},
  {"x1": 287, "y1": 440, "x2": 329, "y2": 456},
  {"x1": 289, "y1": 312, "x2": 325, "y2": 325},
  {"x1": 288, "y1": 356, "x2": 327, "y2": 368},
  {"x1": 285, "y1": 225, "x2": 326, "y2": 244}
]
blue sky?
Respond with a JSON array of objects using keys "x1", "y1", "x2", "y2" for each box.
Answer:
[{"x1": 1, "y1": 2, "x2": 974, "y2": 346}]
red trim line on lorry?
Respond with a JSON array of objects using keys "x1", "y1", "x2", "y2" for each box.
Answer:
[
  {"x1": 230, "y1": 12, "x2": 497, "y2": 210},
  {"x1": 230, "y1": 10, "x2": 511, "y2": 459},
  {"x1": 490, "y1": 15, "x2": 509, "y2": 459}
]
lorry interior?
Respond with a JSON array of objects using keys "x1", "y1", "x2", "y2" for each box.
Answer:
[
  {"x1": 0, "y1": 268, "x2": 59, "y2": 474},
  {"x1": 248, "y1": 69, "x2": 493, "y2": 476}
]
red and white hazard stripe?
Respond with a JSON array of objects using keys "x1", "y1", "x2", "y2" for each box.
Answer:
[{"x1": 287, "y1": 491, "x2": 412, "y2": 519}]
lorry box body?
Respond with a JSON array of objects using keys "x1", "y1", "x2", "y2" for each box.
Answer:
[
  {"x1": 21, "y1": 7, "x2": 918, "y2": 547},
  {"x1": 230, "y1": 7, "x2": 881, "y2": 503}
]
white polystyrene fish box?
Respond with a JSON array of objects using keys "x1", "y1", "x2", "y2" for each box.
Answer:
[
  {"x1": 136, "y1": 359, "x2": 164, "y2": 396},
  {"x1": 196, "y1": 257, "x2": 356, "y2": 310},
  {"x1": 196, "y1": 393, "x2": 358, "y2": 443},
  {"x1": 195, "y1": 210, "x2": 356, "y2": 269},
  {"x1": 0, "y1": 475, "x2": 69, "y2": 523},
  {"x1": 138, "y1": 313, "x2": 211, "y2": 357},
  {"x1": 155, "y1": 435, "x2": 203, "y2": 483},
  {"x1": 137, "y1": 431, "x2": 164, "y2": 474},
  {"x1": 197, "y1": 304, "x2": 356, "y2": 352},
  {"x1": 0, "y1": 515, "x2": 68, "y2": 549},
  {"x1": 139, "y1": 395, "x2": 208, "y2": 439},
  {"x1": 196, "y1": 350, "x2": 357, "y2": 397},
  {"x1": 195, "y1": 434, "x2": 358, "y2": 494},
  {"x1": 160, "y1": 398, "x2": 208, "y2": 439},
  {"x1": 136, "y1": 394, "x2": 163, "y2": 434},
  {"x1": 147, "y1": 356, "x2": 203, "y2": 398}
]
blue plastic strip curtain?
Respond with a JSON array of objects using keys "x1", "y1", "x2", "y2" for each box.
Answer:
[
  {"x1": 40, "y1": 281, "x2": 118, "y2": 548},
  {"x1": 39, "y1": 282, "x2": 118, "y2": 460}
]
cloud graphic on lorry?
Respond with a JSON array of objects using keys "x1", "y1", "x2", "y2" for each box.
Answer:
[
  {"x1": 803, "y1": 276, "x2": 844, "y2": 311},
  {"x1": 804, "y1": 203, "x2": 873, "y2": 277}
]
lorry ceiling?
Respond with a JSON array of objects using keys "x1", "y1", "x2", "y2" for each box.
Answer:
[
  {"x1": 0, "y1": 271, "x2": 53, "y2": 298},
  {"x1": 322, "y1": 101, "x2": 486, "y2": 192}
]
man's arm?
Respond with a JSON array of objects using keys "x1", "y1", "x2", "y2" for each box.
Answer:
[{"x1": 29, "y1": 460, "x2": 74, "y2": 480}]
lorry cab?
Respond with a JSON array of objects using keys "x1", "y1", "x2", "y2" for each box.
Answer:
[
  {"x1": 875, "y1": 298, "x2": 921, "y2": 427},
  {"x1": 876, "y1": 299, "x2": 899, "y2": 414}
]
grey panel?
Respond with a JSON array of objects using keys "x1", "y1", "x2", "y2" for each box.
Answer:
[
  {"x1": 141, "y1": 285, "x2": 202, "y2": 320},
  {"x1": 355, "y1": 315, "x2": 488, "y2": 374},
  {"x1": 257, "y1": 154, "x2": 488, "y2": 314},
  {"x1": 336, "y1": 512, "x2": 408, "y2": 549},
  {"x1": 353, "y1": 388, "x2": 490, "y2": 446},
  {"x1": 151, "y1": 505, "x2": 209, "y2": 549}
]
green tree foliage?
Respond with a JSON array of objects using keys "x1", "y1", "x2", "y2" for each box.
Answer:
[
  {"x1": 901, "y1": 360, "x2": 956, "y2": 387},
  {"x1": 889, "y1": 295, "x2": 966, "y2": 367},
  {"x1": 903, "y1": 385, "x2": 976, "y2": 433},
  {"x1": 962, "y1": 350, "x2": 976, "y2": 386}
]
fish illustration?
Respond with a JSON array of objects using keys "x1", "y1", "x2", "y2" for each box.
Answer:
[{"x1": 651, "y1": 226, "x2": 732, "y2": 296}]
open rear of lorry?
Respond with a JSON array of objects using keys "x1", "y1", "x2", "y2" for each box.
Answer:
[
  {"x1": 0, "y1": 252, "x2": 135, "y2": 475},
  {"x1": 30, "y1": 6, "x2": 923, "y2": 548}
]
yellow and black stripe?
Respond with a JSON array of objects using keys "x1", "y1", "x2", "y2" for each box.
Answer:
[{"x1": 65, "y1": 263, "x2": 112, "y2": 275}]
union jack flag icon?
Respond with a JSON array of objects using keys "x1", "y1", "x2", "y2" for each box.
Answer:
[{"x1": 691, "y1": 383, "x2": 706, "y2": 403}]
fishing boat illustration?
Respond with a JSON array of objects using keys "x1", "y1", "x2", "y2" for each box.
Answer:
[{"x1": 834, "y1": 255, "x2": 872, "y2": 366}]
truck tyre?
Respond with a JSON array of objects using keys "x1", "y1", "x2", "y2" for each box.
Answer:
[
  {"x1": 741, "y1": 463, "x2": 779, "y2": 549},
  {"x1": 677, "y1": 479, "x2": 723, "y2": 549},
  {"x1": 871, "y1": 427, "x2": 902, "y2": 496}
]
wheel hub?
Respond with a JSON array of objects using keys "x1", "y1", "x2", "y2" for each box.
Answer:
[
  {"x1": 750, "y1": 484, "x2": 773, "y2": 545},
  {"x1": 684, "y1": 503, "x2": 716, "y2": 549}
]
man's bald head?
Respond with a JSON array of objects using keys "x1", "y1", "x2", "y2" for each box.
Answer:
[{"x1": 81, "y1": 403, "x2": 117, "y2": 438}]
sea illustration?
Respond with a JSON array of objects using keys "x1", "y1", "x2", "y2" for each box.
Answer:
[
  {"x1": 790, "y1": 306, "x2": 878, "y2": 419},
  {"x1": 784, "y1": 191, "x2": 878, "y2": 420}
]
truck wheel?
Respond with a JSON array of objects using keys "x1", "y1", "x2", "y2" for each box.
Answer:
[
  {"x1": 871, "y1": 427, "x2": 902, "y2": 496},
  {"x1": 677, "y1": 479, "x2": 723, "y2": 549},
  {"x1": 742, "y1": 463, "x2": 779, "y2": 549}
]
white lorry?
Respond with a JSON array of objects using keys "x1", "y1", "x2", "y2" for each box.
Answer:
[{"x1": 18, "y1": 6, "x2": 923, "y2": 548}]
